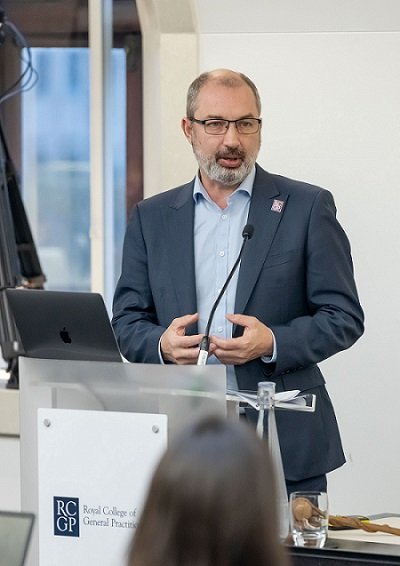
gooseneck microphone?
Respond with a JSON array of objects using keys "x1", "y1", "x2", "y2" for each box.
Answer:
[{"x1": 197, "y1": 223, "x2": 254, "y2": 365}]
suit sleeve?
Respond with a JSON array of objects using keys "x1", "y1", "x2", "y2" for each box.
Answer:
[
  {"x1": 270, "y1": 189, "x2": 364, "y2": 375},
  {"x1": 111, "y1": 205, "x2": 165, "y2": 363}
]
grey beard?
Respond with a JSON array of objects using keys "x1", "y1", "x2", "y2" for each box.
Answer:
[
  {"x1": 205, "y1": 160, "x2": 253, "y2": 186},
  {"x1": 193, "y1": 147, "x2": 255, "y2": 187}
]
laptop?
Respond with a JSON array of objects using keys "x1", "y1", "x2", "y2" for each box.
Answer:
[
  {"x1": 5, "y1": 289, "x2": 122, "y2": 363},
  {"x1": 0, "y1": 511, "x2": 35, "y2": 566}
]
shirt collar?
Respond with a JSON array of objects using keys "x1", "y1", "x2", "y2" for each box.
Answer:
[{"x1": 193, "y1": 165, "x2": 256, "y2": 203}]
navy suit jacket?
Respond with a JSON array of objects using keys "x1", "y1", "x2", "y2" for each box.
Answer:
[{"x1": 112, "y1": 164, "x2": 364, "y2": 481}]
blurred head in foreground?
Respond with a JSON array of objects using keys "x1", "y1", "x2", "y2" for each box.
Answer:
[{"x1": 128, "y1": 416, "x2": 289, "y2": 566}]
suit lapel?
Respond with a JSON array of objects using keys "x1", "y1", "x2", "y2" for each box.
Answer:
[
  {"x1": 162, "y1": 182, "x2": 198, "y2": 324},
  {"x1": 235, "y1": 166, "x2": 289, "y2": 316},
  {"x1": 159, "y1": 168, "x2": 289, "y2": 330}
]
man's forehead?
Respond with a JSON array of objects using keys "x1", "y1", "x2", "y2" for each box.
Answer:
[{"x1": 195, "y1": 82, "x2": 258, "y2": 111}]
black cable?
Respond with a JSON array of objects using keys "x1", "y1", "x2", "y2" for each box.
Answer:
[
  {"x1": 0, "y1": 9, "x2": 41, "y2": 388},
  {"x1": 0, "y1": 12, "x2": 39, "y2": 106}
]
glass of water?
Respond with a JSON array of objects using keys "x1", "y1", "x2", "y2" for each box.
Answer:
[{"x1": 289, "y1": 491, "x2": 328, "y2": 548}]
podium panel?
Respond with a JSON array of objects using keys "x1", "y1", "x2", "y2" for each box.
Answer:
[
  {"x1": 19, "y1": 358, "x2": 226, "y2": 566},
  {"x1": 38, "y1": 409, "x2": 167, "y2": 566}
]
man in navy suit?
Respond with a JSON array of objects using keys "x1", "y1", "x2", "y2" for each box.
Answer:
[{"x1": 112, "y1": 69, "x2": 364, "y2": 494}]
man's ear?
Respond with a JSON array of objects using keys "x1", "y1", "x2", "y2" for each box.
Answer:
[{"x1": 181, "y1": 117, "x2": 193, "y2": 144}]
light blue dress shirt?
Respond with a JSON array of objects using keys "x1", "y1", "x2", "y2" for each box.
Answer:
[
  {"x1": 158, "y1": 166, "x2": 275, "y2": 389},
  {"x1": 193, "y1": 168, "x2": 255, "y2": 390}
]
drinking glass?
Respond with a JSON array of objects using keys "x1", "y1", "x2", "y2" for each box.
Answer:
[{"x1": 289, "y1": 491, "x2": 328, "y2": 548}]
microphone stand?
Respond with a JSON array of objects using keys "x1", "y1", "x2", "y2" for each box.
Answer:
[{"x1": 197, "y1": 224, "x2": 254, "y2": 365}]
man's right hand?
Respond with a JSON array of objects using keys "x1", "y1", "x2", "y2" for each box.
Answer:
[{"x1": 160, "y1": 313, "x2": 203, "y2": 364}]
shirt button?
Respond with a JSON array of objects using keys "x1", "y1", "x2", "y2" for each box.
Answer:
[
  {"x1": 217, "y1": 327, "x2": 223, "y2": 333},
  {"x1": 219, "y1": 251, "x2": 225, "y2": 257},
  {"x1": 221, "y1": 214, "x2": 227, "y2": 220}
]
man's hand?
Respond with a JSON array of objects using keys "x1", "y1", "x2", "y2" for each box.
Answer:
[
  {"x1": 160, "y1": 313, "x2": 203, "y2": 364},
  {"x1": 210, "y1": 314, "x2": 274, "y2": 365}
]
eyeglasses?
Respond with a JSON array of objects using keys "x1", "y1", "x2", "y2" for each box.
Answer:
[{"x1": 189, "y1": 117, "x2": 262, "y2": 135}]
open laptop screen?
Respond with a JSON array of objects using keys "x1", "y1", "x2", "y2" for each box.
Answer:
[
  {"x1": 0, "y1": 511, "x2": 34, "y2": 566},
  {"x1": 5, "y1": 289, "x2": 122, "y2": 363}
]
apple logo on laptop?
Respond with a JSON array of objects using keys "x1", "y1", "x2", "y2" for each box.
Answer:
[{"x1": 59, "y1": 327, "x2": 72, "y2": 344}]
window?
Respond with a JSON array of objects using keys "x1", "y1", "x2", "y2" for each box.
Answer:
[
  {"x1": 22, "y1": 47, "x2": 127, "y2": 292},
  {"x1": 0, "y1": 0, "x2": 142, "y2": 295}
]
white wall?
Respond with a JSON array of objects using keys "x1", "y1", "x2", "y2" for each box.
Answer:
[
  {"x1": 138, "y1": 0, "x2": 400, "y2": 515},
  {"x1": 194, "y1": 0, "x2": 400, "y2": 515},
  {"x1": 136, "y1": 0, "x2": 198, "y2": 195}
]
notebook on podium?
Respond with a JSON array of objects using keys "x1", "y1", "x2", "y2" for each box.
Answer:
[{"x1": 5, "y1": 289, "x2": 122, "y2": 362}]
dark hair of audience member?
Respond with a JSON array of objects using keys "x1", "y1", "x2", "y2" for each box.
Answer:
[{"x1": 128, "y1": 416, "x2": 289, "y2": 566}]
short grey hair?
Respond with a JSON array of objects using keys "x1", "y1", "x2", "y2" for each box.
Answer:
[{"x1": 186, "y1": 69, "x2": 262, "y2": 118}]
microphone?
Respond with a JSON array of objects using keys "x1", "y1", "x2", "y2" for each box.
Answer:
[{"x1": 197, "y1": 223, "x2": 254, "y2": 365}]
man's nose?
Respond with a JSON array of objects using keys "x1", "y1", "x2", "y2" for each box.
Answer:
[{"x1": 222, "y1": 122, "x2": 240, "y2": 145}]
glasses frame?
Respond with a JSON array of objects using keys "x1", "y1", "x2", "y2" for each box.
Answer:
[{"x1": 189, "y1": 117, "x2": 262, "y2": 135}]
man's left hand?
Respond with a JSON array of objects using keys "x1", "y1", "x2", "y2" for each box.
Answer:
[{"x1": 210, "y1": 314, "x2": 274, "y2": 365}]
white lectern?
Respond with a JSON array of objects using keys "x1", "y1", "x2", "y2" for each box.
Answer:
[{"x1": 19, "y1": 358, "x2": 226, "y2": 566}]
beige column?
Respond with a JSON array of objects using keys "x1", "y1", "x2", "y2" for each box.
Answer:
[
  {"x1": 88, "y1": 0, "x2": 114, "y2": 300},
  {"x1": 136, "y1": 0, "x2": 199, "y2": 197}
]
